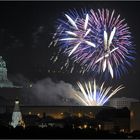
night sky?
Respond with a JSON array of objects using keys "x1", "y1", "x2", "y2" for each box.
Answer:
[{"x1": 0, "y1": 1, "x2": 140, "y2": 100}]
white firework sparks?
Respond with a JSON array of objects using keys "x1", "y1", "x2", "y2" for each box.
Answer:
[
  {"x1": 95, "y1": 27, "x2": 118, "y2": 78},
  {"x1": 75, "y1": 80, "x2": 124, "y2": 106},
  {"x1": 59, "y1": 14, "x2": 96, "y2": 56}
]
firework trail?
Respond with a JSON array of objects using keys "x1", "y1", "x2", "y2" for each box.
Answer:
[
  {"x1": 75, "y1": 80, "x2": 124, "y2": 106},
  {"x1": 53, "y1": 9, "x2": 135, "y2": 79}
]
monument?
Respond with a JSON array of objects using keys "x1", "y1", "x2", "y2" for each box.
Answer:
[
  {"x1": 10, "y1": 99, "x2": 25, "y2": 128},
  {"x1": 0, "y1": 56, "x2": 14, "y2": 88},
  {"x1": 0, "y1": 56, "x2": 22, "y2": 106}
]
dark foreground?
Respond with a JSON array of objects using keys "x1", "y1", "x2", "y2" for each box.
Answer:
[{"x1": 0, "y1": 126, "x2": 140, "y2": 139}]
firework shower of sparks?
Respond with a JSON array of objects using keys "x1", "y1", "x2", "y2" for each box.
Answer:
[
  {"x1": 53, "y1": 9, "x2": 135, "y2": 79},
  {"x1": 55, "y1": 9, "x2": 98, "y2": 65},
  {"x1": 48, "y1": 10, "x2": 94, "y2": 74},
  {"x1": 75, "y1": 80, "x2": 124, "y2": 106},
  {"x1": 59, "y1": 13, "x2": 96, "y2": 57},
  {"x1": 89, "y1": 9, "x2": 135, "y2": 79}
]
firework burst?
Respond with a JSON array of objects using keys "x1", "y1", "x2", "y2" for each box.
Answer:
[
  {"x1": 75, "y1": 80, "x2": 124, "y2": 106},
  {"x1": 54, "y1": 9, "x2": 135, "y2": 79},
  {"x1": 57, "y1": 10, "x2": 96, "y2": 56},
  {"x1": 88, "y1": 9, "x2": 135, "y2": 79}
]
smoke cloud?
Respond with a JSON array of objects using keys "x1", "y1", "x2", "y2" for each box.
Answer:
[
  {"x1": 10, "y1": 74, "x2": 81, "y2": 106},
  {"x1": 31, "y1": 78, "x2": 80, "y2": 106}
]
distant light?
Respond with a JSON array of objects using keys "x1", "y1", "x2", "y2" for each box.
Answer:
[
  {"x1": 72, "y1": 124, "x2": 75, "y2": 129},
  {"x1": 98, "y1": 124, "x2": 102, "y2": 130},
  {"x1": 78, "y1": 113, "x2": 82, "y2": 118},
  {"x1": 29, "y1": 84, "x2": 32, "y2": 88},
  {"x1": 120, "y1": 129, "x2": 125, "y2": 132},
  {"x1": 83, "y1": 124, "x2": 88, "y2": 129},
  {"x1": 60, "y1": 112, "x2": 63, "y2": 115},
  {"x1": 15, "y1": 101, "x2": 19, "y2": 104},
  {"x1": 130, "y1": 111, "x2": 134, "y2": 118},
  {"x1": 89, "y1": 126, "x2": 92, "y2": 129},
  {"x1": 78, "y1": 126, "x2": 82, "y2": 129},
  {"x1": 29, "y1": 112, "x2": 32, "y2": 115},
  {"x1": 37, "y1": 113, "x2": 40, "y2": 117}
]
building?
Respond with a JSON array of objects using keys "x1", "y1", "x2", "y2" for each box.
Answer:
[
  {"x1": 130, "y1": 102, "x2": 140, "y2": 132},
  {"x1": 0, "y1": 56, "x2": 13, "y2": 88},
  {"x1": 0, "y1": 56, "x2": 22, "y2": 106},
  {"x1": 96, "y1": 107, "x2": 130, "y2": 132},
  {"x1": 109, "y1": 97, "x2": 139, "y2": 109},
  {"x1": 10, "y1": 99, "x2": 25, "y2": 128}
]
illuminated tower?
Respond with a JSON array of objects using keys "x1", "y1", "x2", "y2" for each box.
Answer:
[
  {"x1": 0, "y1": 56, "x2": 13, "y2": 88},
  {"x1": 10, "y1": 99, "x2": 25, "y2": 128}
]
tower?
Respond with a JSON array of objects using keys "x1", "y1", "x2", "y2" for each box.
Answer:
[
  {"x1": 10, "y1": 99, "x2": 25, "y2": 128},
  {"x1": 0, "y1": 56, "x2": 13, "y2": 88},
  {"x1": 0, "y1": 56, "x2": 22, "y2": 106}
]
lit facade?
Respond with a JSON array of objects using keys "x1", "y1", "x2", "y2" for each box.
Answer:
[
  {"x1": 10, "y1": 99, "x2": 25, "y2": 128},
  {"x1": 0, "y1": 56, "x2": 14, "y2": 88},
  {"x1": 130, "y1": 102, "x2": 140, "y2": 132},
  {"x1": 0, "y1": 56, "x2": 22, "y2": 106},
  {"x1": 109, "y1": 97, "x2": 139, "y2": 109}
]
